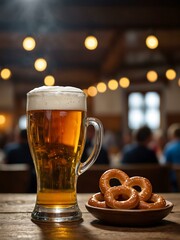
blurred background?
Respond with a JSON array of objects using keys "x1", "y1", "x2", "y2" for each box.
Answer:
[
  {"x1": 0, "y1": 0, "x2": 180, "y2": 136},
  {"x1": 0, "y1": 0, "x2": 180, "y2": 192}
]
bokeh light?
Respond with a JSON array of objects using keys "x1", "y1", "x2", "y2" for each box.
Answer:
[
  {"x1": 0, "y1": 115, "x2": 6, "y2": 125},
  {"x1": 146, "y1": 70, "x2": 158, "y2": 82},
  {"x1": 83, "y1": 89, "x2": 88, "y2": 96},
  {"x1": 44, "y1": 75, "x2": 55, "y2": 86},
  {"x1": 23, "y1": 36, "x2": 36, "y2": 51},
  {"x1": 87, "y1": 86, "x2": 97, "y2": 97},
  {"x1": 0, "y1": 68, "x2": 11, "y2": 80},
  {"x1": 165, "y1": 69, "x2": 176, "y2": 80},
  {"x1": 119, "y1": 77, "x2": 130, "y2": 88},
  {"x1": 97, "y1": 82, "x2": 107, "y2": 93},
  {"x1": 108, "y1": 79, "x2": 118, "y2": 90},
  {"x1": 34, "y1": 58, "x2": 47, "y2": 72},
  {"x1": 84, "y1": 35, "x2": 98, "y2": 50},
  {"x1": 146, "y1": 35, "x2": 159, "y2": 49}
]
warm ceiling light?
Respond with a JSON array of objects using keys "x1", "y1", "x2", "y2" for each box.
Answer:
[
  {"x1": 87, "y1": 86, "x2": 97, "y2": 97},
  {"x1": 119, "y1": 77, "x2": 130, "y2": 88},
  {"x1": 146, "y1": 35, "x2": 159, "y2": 49},
  {"x1": 44, "y1": 75, "x2": 55, "y2": 86},
  {"x1": 178, "y1": 79, "x2": 180, "y2": 87},
  {"x1": 34, "y1": 58, "x2": 47, "y2": 72},
  {"x1": 84, "y1": 35, "x2": 98, "y2": 50},
  {"x1": 23, "y1": 36, "x2": 36, "y2": 51},
  {"x1": 108, "y1": 79, "x2": 118, "y2": 90},
  {"x1": 146, "y1": 70, "x2": 158, "y2": 82},
  {"x1": 97, "y1": 82, "x2": 107, "y2": 93},
  {"x1": 0, "y1": 115, "x2": 6, "y2": 125},
  {"x1": 0, "y1": 68, "x2": 11, "y2": 80},
  {"x1": 83, "y1": 89, "x2": 88, "y2": 96},
  {"x1": 165, "y1": 69, "x2": 176, "y2": 80}
]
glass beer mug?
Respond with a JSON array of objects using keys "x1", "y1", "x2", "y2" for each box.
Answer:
[{"x1": 26, "y1": 86, "x2": 103, "y2": 222}]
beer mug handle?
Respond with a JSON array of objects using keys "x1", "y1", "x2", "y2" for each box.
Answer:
[{"x1": 77, "y1": 117, "x2": 103, "y2": 176}]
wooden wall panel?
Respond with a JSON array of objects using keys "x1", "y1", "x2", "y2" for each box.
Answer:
[
  {"x1": 166, "y1": 113, "x2": 180, "y2": 128},
  {"x1": 96, "y1": 115, "x2": 122, "y2": 132}
]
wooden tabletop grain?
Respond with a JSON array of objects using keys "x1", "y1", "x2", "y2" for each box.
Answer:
[{"x1": 0, "y1": 193, "x2": 179, "y2": 240}]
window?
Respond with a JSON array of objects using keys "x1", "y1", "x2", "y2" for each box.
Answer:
[
  {"x1": 19, "y1": 115, "x2": 27, "y2": 129},
  {"x1": 128, "y1": 91, "x2": 160, "y2": 130}
]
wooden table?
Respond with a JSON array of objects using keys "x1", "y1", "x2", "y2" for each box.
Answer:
[{"x1": 0, "y1": 193, "x2": 179, "y2": 239}]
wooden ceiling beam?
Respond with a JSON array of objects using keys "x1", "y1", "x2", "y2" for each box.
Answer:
[
  {"x1": 100, "y1": 31, "x2": 126, "y2": 75},
  {"x1": 0, "y1": 4, "x2": 179, "y2": 33}
]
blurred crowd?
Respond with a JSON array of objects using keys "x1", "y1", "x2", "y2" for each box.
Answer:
[
  {"x1": 0, "y1": 128, "x2": 36, "y2": 192},
  {"x1": 81, "y1": 123, "x2": 180, "y2": 192},
  {"x1": 0, "y1": 123, "x2": 180, "y2": 192},
  {"x1": 82, "y1": 123, "x2": 180, "y2": 166}
]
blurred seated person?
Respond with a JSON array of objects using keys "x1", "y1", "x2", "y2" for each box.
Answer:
[
  {"x1": 81, "y1": 126, "x2": 109, "y2": 165},
  {"x1": 103, "y1": 130, "x2": 117, "y2": 151},
  {"x1": 0, "y1": 132, "x2": 6, "y2": 163},
  {"x1": 121, "y1": 125, "x2": 159, "y2": 164},
  {"x1": 150, "y1": 129, "x2": 166, "y2": 164},
  {"x1": 103, "y1": 130, "x2": 121, "y2": 167},
  {"x1": 164, "y1": 123, "x2": 180, "y2": 191},
  {"x1": 4, "y1": 129, "x2": 36, "y2": 192}
]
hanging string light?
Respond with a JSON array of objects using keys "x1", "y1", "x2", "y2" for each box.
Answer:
[
  {"x1": 165, "y1": 69, "x2": 176, "y2": 80},
  {"x1": 146, "y1": 35, "x2": 159, "y2": 49},
  {"x1": 146, "y1": 70, "x2": 158, "y2": 82},
  {"x1": 0, "y1": 114, "x2": 6, "y2": 125},
  {"x1": 34, "y1": 58, "x2": 47, "y2": 72},
  {"x1": 119, "y1": 77, "x2": 130, "y2": 88},
  {"x1": 23, "y1": 36, "x2": 36, "y2": 51},
  {"x1": 84, "y1": 35, "x2": 98, "y2": 50},
  {"x1": 96, "y1": 82, "x2": 107, "y2": 93},
  {"x1": 0, "y1": 68, "x2": 11, "y2": 80},
  {"x1": 108, "y1": 79, "x2": 118, "y2": 90},
  {"x1": 87, "y1": 86, "x2": 97, "y2": 97},
  {"x1": 178, "y1": 79, "x2": 180, "y2": 87},
  {"x1": 83, "y1": 89, "x2": 88, "y2": 96},
  {"x1": 44, "y1": 75, "x2": 55, "y2": 86}
]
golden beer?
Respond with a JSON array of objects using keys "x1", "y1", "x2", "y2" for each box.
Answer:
[
  {"x1": 27, "y1": 86, "x2": 103, "y2": 222},
  {"x1": 27, "y1": 109, "x2": 85, "y2": 207}
]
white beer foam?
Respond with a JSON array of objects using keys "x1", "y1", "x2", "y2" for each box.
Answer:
[{"x1": 27, "y1": 86, "x2": 86, "y2": 111}]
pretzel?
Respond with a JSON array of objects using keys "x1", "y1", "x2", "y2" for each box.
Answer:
[
  {"x1": 88, "y1": 169, "x2": 167, "y2": 211},
  {"x1": 104, "y1": 185, "x2": 139, "y2": 209},
  {"x1": 88, "y1": 192, "x2": 106, "y2": 208},
  {"x1": 123, "y1": 176, "x2": 152, "y2": 201},
  {"x1": 138, "y1": 193, "x2": 166, "y2": 209},
  {"x1": 99, "y1": 169, "x2": 129, "y2": 194}
]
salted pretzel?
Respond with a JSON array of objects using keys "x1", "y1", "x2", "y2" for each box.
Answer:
[
  {"x1": 123, "y1": 176, "x2": 152, "y2": 201},
  {"x1": 138, "y1": 193, "x2": 166, "y2": 209},
  {"x1": 104, "y1": 185, "x2": 139, "y2": 209},
  {"x1": 88, "y1": 169, "x2": 167, "y2": 211},
  {"x1": 99, "y1": 169, "x2": 129, "y2": 194},
  {"x1": 88, "y1": 192, "x2": 106, "y2": 208}
]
